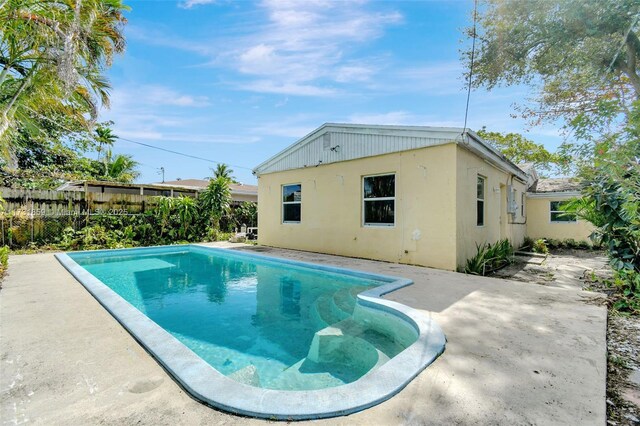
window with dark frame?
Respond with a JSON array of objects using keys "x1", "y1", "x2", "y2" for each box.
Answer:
[
  {"x1": 282, "y1": 184, "x2": 301, "y2": 223},
  {"x1": 477, "y1": 175, "x2": 485, "y2": 226},
  {"x1": 550, "y1": 201, "x2": 576, "y2": 222},
  {"x1": 363, "y1": 174, "x2": 395, "y2": 226}
]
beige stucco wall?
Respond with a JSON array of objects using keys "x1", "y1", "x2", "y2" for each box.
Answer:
[
  {"x1": 231, "y1": 192, "x2": 258, "y2": 203},
  {"x1": 526, "y1": 195, "x2": 594, "y2": 242},
  {"x1": 257, "y1": 144, "x2": 459, "y2": 270},
  {"x1": 455, "y1": 146, "x2": 527, "y2": 268}
]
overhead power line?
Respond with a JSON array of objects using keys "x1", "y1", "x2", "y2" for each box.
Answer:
[
  {"x1": 20, "y1": 105, "x2": 255, "y2": 172},
  {"x1": 115, "y1": 136, "x2": 254, "y2": 171}
]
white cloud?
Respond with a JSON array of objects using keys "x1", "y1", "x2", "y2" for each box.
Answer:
[
  {"x1": 178, "y1": 0, "x2": 216, "y2": 9},
  {"x1": 131, "y1": 1, "x2": 402, "y2": 96},
  {"x1": 227, "y1": 0, "x2": 401, "y2": 93},
  {"x1": 240, "y1": 80, "x2": 338, "y2": 97},
  {"x1": 101, "y1": 85, "x2": 259, "y2": 146},
  {"x1": 112, "y1": 85, "x2": 210, "y2": 108}
]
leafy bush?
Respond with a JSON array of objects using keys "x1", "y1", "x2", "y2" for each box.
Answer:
[
  {"x1": 609, "y1": 270, "x2": 640, "y2": 314},
  {"x1": 464, "y1": 239, "x2": 514, "y2": 275},
  {"x1": 521, "y1": 237, "x2": 534, "y2": 251},
  {"x1": 6, "y1": 177, "x2": 256, "y2": 252},
  {"x1": 532, "y1": 239, "x2": 549, "y2": 254},
  {"x1": 0, "y1": 246, "x2": 8, "y2": 275}
]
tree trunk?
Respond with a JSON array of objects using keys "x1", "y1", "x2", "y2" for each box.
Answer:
[
  {"x1": 0, "y1": 64, "x2": 10, "y2": 86},
  {"x1": 625, "y1": 34, "x2": 640, "y2": 98}
]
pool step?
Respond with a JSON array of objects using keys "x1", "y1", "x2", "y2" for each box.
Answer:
[
  {"x1": 313, "y1": 319, "x2": 404, "y2": 362},
  {"x1": 309, "y1": 295, "x2": 344, "y2": 328},
  {"x1": 310, "y1": 286, "x2": 368, "y2": 329},
  {"x1": 272, "y1": 332, "x2": 387, "y2": 390}
]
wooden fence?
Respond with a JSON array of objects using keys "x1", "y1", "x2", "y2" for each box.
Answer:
[{"x1": 0, "y1": 187, "x2": 171, "y2": 215}]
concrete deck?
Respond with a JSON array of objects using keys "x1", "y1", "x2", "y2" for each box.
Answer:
[{"x1": 1, "y1": 245, "x2": 607, "y2": 425}]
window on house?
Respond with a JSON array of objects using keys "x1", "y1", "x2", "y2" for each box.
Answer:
[
  {"x1": 521, "y1": 192, "x2": 525, "y2": 217},
  {"x1": 363, "y1": 174, "x2": 395, "y2": 226},
  {"x1": 477, "y1": 175, "x2": 485, "y2": 226},
  {"x1": 282, "y1": 184, "x2": 301, "y2": 223},
  {"x1": 550, "y1": 201, "x2": 576, "y2": 222}
]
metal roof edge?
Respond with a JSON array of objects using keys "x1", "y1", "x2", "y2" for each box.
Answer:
[
  {"x1": 462, "y1": 130, "x2": 528, "y2": 181},
  {"x1": 526, "y1": 191, "x2": 582, "y2": 198},
  {"x1": 253, "y1": 124, "x2": 332, "y2": 175},
  {"x1": 253, "y1": 123, "x2": 528, "y2": 180}
]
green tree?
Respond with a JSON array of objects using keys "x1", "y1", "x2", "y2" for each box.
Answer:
[
  {"x1": 199, "y1": 176, "x2": 231, "y2": 230},
  {"x1": 211, "y1": 163, "x2": 237, "y2": 183},
  {"x1": 465, "y1": 0, "x2": 640, "y2": 136},
  {"x1": 101, "y1": 149, "x2": 139, "y2": 183},
  {"x1": 466, "y1": 1, "x2": 640, "y2": 310},
  {"x1": 476, "y1": 128, "x2": 566, "y2": 174},
  {"x1": 0, "y1": 0, "x2": 129, "y2": 157},
  {"x1": 94, "y1": 122, "x2": 117, "y2": 172}
]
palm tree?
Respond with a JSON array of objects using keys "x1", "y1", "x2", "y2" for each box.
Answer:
[
  {"x1": 102, "y1": 149, "x2": 139, "y2": 183},
  {"x1": 212, "y1": 163, "x2": 237, "y2": 182},
  {"x1": 0, "y1": 0, "x2": 129, "y2": 157},
  {"x1": 95, "y1": 123, "x2": 117, "y2": 175}
]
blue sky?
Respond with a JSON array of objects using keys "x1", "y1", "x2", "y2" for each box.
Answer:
[{"x1": 102, "y1": 0, "x2": 564, "y2": 185}]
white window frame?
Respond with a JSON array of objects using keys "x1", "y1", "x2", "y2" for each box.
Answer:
[
  {"x1": 282, "y1": 183, "x2": 301, "y2": 224},
  {"x1": 549, "y1": 200, "x2": 576, "y2": 223},
  {"x1": 362, "y1": 173, "x2": 396, "y2": 227},
  {"x1": 477, "y1": 175, "x2": 486, "y2": 227}
]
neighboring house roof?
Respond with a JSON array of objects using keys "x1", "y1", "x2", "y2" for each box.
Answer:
[
  {"x1": 55, "y1": 179, "x2": 258, "y2": 199},
  {"x1": 158, "y1": 179, "x2": 209, "y2": 190},
  {"x1": 155, "y1": 179, "x2": 258, "y2": 196},
  {"x1": 528, "y1": 178, "x2": 583, "y2": 195},
  {"x1": 253, "y1": 123, "x2": 528, "y2": 181}
]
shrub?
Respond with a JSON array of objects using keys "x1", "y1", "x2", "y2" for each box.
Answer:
[
  {"x1": 464, "y1": 239, "x2": 514, "y2": 275},
  {"x1": 532, "y1": 239, "x2": 549, "y2": 254},
  {"x1": 578, "y1": 240, "x2": 592, "y2": 250},
  {"x1": 521, "y1": 237, "x2": 534, "y2": 251},
  {"x1": 565, "y1": 238, "x2": 579, "y2": 249},
  {"x1": 0, "y1": 246, "x2": 8, "y2": 275},
  {"x1": 609, "y1": 270, "x2": 640, "y2": 314}
]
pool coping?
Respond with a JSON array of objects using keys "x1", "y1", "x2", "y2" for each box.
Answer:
[{"x1": 55, "y1": 244, "x2": 446, "y2": 420}]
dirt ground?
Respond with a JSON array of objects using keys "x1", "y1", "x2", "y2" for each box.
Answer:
[{"x1": 495, "y1": 249, "x2": 640, "y2": 425}]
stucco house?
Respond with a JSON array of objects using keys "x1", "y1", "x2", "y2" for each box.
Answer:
[
  {"x1": 253, "y1": 123, "x2": 592, "y2": 271},
  {"x1": 526, "y1": 177, "x2": 592, "y2": 242}
]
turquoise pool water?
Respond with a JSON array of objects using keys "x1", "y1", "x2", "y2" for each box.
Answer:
[{"x1": 68, "y1": 246, "x2": 419, "y2": 391}]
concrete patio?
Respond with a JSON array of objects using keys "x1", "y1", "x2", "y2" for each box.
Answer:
[{"x1": 1, "y1": 244, "x2": 607, "y2": 425}]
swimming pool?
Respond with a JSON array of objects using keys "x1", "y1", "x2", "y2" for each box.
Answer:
[{"x1": 56, "y1": 245, "x2": 445, "y2": 419}]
